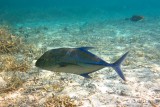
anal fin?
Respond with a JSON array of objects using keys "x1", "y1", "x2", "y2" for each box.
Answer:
[{"x1": 80, "y1": 73, "x2": 91, "y2": 78}]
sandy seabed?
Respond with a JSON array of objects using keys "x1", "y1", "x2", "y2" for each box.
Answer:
[{"x1": 0, "y1": 17, "x2": 160, "y2": 107}]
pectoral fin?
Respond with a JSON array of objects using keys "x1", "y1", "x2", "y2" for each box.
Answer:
[
  {"x1": 59, "y1": 62, "x2": 68, "y2": 67},
  {"x1": 58, "y1": 62, "x2": 82, "y2": 67}
]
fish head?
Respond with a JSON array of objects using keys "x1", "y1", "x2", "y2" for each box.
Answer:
[{"x1": 35, "y1": 49, "x2": 62, "y2": 69}]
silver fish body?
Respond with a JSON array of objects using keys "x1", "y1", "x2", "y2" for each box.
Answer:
[{"x1": 36, "y1": 47, "x2": 128, "y2": 80}]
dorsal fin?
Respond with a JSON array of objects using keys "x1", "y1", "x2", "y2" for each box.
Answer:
[{"x1": 78, "y1": 47, "x2": 94, "y2": 51}]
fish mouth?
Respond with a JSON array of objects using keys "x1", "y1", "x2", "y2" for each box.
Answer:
[{"x1": 35, "y1": 59, "x2": 42, "y2": 67}]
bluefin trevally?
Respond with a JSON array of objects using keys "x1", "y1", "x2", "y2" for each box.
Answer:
[{"x1": 35, "y1": 47, "x2": 128, "y2": 81}]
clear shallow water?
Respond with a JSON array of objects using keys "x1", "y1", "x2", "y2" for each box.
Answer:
[
  {"x1": 1, "y1": 0, "x2": 159, "y2": 63},
  {"x1": 0, "y1": 0, "x2": 160, "y2": 106}
]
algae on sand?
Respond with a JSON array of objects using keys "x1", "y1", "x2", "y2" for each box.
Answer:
[
  {"x1": 0, "y1": 25, "x2": 42, "y2": 72},
  {"x1": 0, "y1": 25, "x2": 42, "y2": 95},
  {"x1": 45, "y1": 94, "x2": 79, "y2": 107}
]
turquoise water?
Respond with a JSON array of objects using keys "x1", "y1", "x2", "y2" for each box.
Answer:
[
  {"x1": 1, "y1": 0, "x2": 160, "y2": 24},
  {"x1": 0, "y1": 0, "x2": 160, "y2": 106}
]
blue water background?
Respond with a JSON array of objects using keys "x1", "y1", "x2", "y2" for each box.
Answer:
[{"x1": 0, "y1": 0, "x2": 160, "y2": 24}]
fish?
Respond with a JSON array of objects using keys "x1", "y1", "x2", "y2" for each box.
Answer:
[
  {"x1": 35, "y1": 47, "x2": 128, "y2": 81},
  {"x1": 125, "y1": 15, "x2": 144, "y2": 22}
]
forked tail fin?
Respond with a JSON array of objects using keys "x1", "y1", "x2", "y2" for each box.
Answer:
[{"x1": 111, "y1": 52, "x2": 129, "y2": 81}]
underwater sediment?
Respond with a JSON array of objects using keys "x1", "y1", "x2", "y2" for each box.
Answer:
[{"x1": 0, "y1": 6, "x2": 160, "y2": 106}]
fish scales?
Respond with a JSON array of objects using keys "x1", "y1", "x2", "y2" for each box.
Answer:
[{"x1": 36, "y1": 47, "x2": 128, "y2": 80}]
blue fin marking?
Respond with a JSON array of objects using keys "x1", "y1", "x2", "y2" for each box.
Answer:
[
  {"x1": 111, "y1": 52, "x2": 129, "y2": 81},
  {"x1": 78, "y1": 47, "x2": 94, "y2": 51}
]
